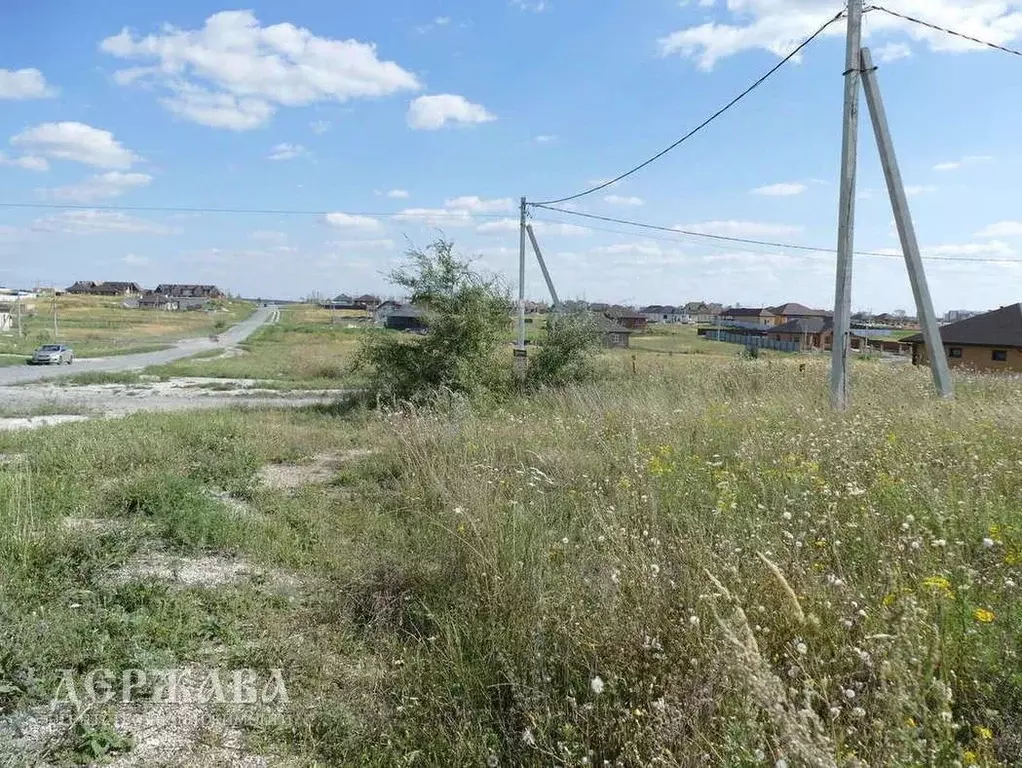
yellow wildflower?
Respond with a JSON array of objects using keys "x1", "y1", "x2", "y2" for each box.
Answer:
[
  {"x1": 963, "y1": 750, "x2": 978, "y2": 765},
  {"x1": 921, "y1": 576, "x2": 954, "y2": 598},
  {"x1": 973, "y1": 608, "x2": 995, "y2": 623},
  {"x1": 974, "y1": 725, "x2": 993, "y2": 740}
]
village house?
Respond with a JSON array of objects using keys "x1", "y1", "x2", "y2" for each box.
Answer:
[
  {"x1": 384, "y1": 305, "x2": 428, "y2": 332},
  {"x1": 721, "y1": 307, "x2": 776, "y2": 329},
  {"x1": 354, "y1": 294, "x2": 381, "y2": 311},
  {"x1": 593, "y1": 314, "x2": 633, "y2": 348},
  {"x1": 640, "y1": 305, "x2": 685, "y2": 324},
  {"x1": 605, "y1": 307, "x2": 648, "y2": 332},
  {"x1": 138, "y1": 292, "x2": 179, "y2": 311},
  {"x1": 154, "y1": 284, "x2": 224, "y2": 299},
  {"x1": 766, "y1": 302, "x2": 832, "y2": 326},
  {"x1": 373, "y1": 300, "x2": 403, "y2": 326},
  {"x1": 681, "y1": 302, "x2": 723, "y2": 324},
  {"x1": 904, "y1": 303, "x2": 1022, "y2": 372},
  {"x1": 66, "y1": 280, "x2": 142, "y2": 296}
]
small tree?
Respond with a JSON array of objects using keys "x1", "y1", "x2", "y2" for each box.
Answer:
[{"x1": 354, "y1": 239, "x2": 513, "y2": 405}]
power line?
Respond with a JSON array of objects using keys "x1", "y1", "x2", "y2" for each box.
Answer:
[
  {"x1": 532, "y1": 204, "x2": 1022, "y2": 263},
  {"x1": 531, "y1": 7, "x2": 846, "y2": 207},
  {"x1": 871, "y1": 5, "x2": 1022, "y2": 58},
  {"x1": 0, "y1": 201, "x2": 511, "y2": 219}
]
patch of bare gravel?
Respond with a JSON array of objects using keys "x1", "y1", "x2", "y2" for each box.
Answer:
[
  {"x1": 110, "y1": 552, "x2": 300, "y2": 592},
  {"x1": 0, "y1": 414, "x2": 89, "y2": 432},
  {"x1": 257, "y1": 449, "x2": 375, "y2": 491}
]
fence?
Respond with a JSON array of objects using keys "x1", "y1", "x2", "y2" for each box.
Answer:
[{"x1": 708, "y1": 331, "x2": 800, "y2": 352}]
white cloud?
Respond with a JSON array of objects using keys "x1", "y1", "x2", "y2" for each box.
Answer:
[
  {"x1": 395, "y1": 207, "x2": 475, "y2": 227},
  {"x1": 393, "y1": 197, "x2": 513, "y2": 228},
  {"x1": 933, "y1": 154, "x2": 992, "y2": 172},
  {"x1": 386, "y1": 189, "x2": 410, "y2": 199},
  {"x1": 0, "y1": 153, "x2": 49, "y2": 171},
  {"x1": 976, "y1": 221, "x2": 1022, "y2": 238},
  {"x1": 328, "y1": 238, "x2": 396, "y2": 250},
  {"x1": 101, "y1": 10, "x2": 421, "y2": 130},
  {"x1": 905, "y1": 185, "x2": 938, "y2": 196},
  {"x1": 676, "y1": 220, "x2": 803, "y2": 238},
  {"x1": 534, "y1": 134, "x2": 557, "y2": 143},
  {"x1": 751, "y1": 182, "x2": 807, "y2": 197},
  {"x1": 511, "y1": 0, "x2": 549, "y2": 11},
  {"x1": 876, "y1": 42, "x2": 912, "y2": 63},
  {"x1": 48, "y1": 171, "x2": 153, "y2": 202},
  {"x1": 32, "y1": 210, "x2": 173, "y2": 235},
  {"x1": 444, "y1": 196, "x2": 513, "y2": 213},
  {"x1": 873, "y1": 241, "x2": 1016, "y2": 258},
  {"x1": 268, "y1": 142, "x2": 308, "y2": 160},
  {"x1": 475, "y1": 218, "x2": 590, "y2": 237},
  {"x1": 325, "y1": 212, "x2": 383, "y2": 231},
  {"x1": 11, "y1": 122, "x2": 141, "y2": 169},
  {"x1": 0, "y1": 68, "x2": 57, "y2": 99},
  {"x1": 604, "y1": 195, "x2": 645, "y2": 206},
  {"x1": 417, "y1": 16, "x2": 453, "y2": 33},
  {"x1": 407, "y1": 94, "x2": 496, "y2": 130},
  {"x1": 658, "y1": 2, "x2": 1022, "y2": 70},
  {"x1": 309, "y1": 120, "x2": 331, "y2": 135},
  {"x1": 122, "y1": 253, "x2": 152, "y2": 265}
]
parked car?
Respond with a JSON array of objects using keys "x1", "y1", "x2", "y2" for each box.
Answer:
[{"x1": 29, "y1": 344, "x2": 74, "y2": 365}]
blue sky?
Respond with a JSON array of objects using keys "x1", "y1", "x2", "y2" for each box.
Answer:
[{"x1": 1, "y1": 0, "x2": 1021, "y2": 312}]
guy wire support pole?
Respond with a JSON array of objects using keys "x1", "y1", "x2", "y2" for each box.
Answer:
[
  {"x1": 859, "y1": 46, "x2": 953, "y2": 399},
  {"x1": 830, "y1": 0, "x2": 864, "y2": 411},
  {"x1": 516, "y1": 196, "x2": 527, "y2": 358},
  {"x1": 526, "y1": 223, "x2": 560, "y2": 309}
]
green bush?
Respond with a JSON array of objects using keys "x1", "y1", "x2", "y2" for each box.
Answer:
[
  {"x1": 524, "y1": 311, "x2": 601, "y2": 390},
  {"x1": 353, "y1": 239, "x2": 514, "y2": 405}
]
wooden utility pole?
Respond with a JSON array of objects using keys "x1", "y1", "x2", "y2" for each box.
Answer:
[
  {"x1": 830, "y1": 0, "x2": 864, "y2": 410},
  {"x1": 859, "y1": 47, "x2": 952, "y2": 398}
]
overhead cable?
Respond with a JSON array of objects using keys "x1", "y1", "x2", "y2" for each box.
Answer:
[
  {"x1": 530, "y1": 7, "x2": 846, "y2": 206},
  {"x1": 871, "y1": 5, "x2": 1022, "y2": 58},
  {"x1": 532, "y1": 205, "x2": 1022, "y2": 263}
]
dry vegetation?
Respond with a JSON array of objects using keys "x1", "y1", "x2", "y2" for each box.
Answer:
[
  {"x1": 0, "y1": 293, "x2": 254, "y2": 363},
  {"x1": 142, "y1": 304, "x2": 364, "y2": 388},
  {"x1": 2, "y1": 356, "x2": 1021, "y2": 765}
]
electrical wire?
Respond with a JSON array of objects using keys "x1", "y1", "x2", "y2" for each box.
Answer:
[
  {"x1": 530, "y1": 7, "x2": 846, "y2": 206},
  {"x1": 532, "y1": 205, "x2": 1022, "y2": 264},
  {"x1": 0, "y1": 201, "x2": 512, "y2": 219},
  {"x1": 871, "y1": 5, "x2": 1022, "y2": 58}
]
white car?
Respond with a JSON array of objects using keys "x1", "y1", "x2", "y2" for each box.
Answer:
[{"x1": 29, "y1": 344, "x2": 74, "y2": 365}]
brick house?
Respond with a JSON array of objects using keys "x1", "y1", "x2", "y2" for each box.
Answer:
[
  {"x1": 904, "y1": 304, "x2": 1022, "y2": 372},
  {"x1": 766, "y1": 302, "x2": 832, "y2": 326}
]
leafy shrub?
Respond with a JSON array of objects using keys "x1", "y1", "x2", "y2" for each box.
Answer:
[{"x1": 524, "y1": 311, "x2": 601, "y2": 390}]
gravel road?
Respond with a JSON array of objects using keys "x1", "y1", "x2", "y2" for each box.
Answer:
[{"x1": 0, "y1": 306, "x2": 278, "y2": 387}]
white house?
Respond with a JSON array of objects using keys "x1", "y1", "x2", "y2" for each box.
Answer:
[{"x1": 640, "y1": 305, "x2": 685, "y2": 324}]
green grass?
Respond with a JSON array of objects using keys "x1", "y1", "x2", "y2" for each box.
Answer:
[
  {"x1": 2, "y1": 359, "x2": 1022, "y2": 764},
  {"x1": 0, "y1": 293, "x2": 254, "y2": 359}
]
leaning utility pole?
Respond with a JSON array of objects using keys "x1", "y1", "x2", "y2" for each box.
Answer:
[
  {"x1": 860, "y1": 47, "x2": 952, "y2": 398},
  {"x1": 830, "y1": 0, "x2": 864, "y2": 410},
  {"x1": 516, "y1": 196, "x2": 527, "y2": 357},
  {"x1": 525, "y1": 224, "x2": 560, "y2": 309},
  {"x1": 51, "y1": 286, "x2": 58, "y2": 337},
  {"x1": 16, "y1": 295, "x2": 22, "y2": 338}
]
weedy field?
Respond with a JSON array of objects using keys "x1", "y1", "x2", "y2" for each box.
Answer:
[
  {"x1": 1, "y1": 357, "x2": 1021, "y2": 765},
  {"x1": 139, "y1": 304, "x2": 365, "y2": 389},
  {"x1": 0, "y1": 294, "x2": 254, "y2": 363}
]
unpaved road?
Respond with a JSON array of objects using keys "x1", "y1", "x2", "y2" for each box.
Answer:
[
  {"x1": 0, "y1": 306, "x2": 278, "y2": 387},
  {"x1": 0, "y1": 378, "x2": 346, "y2": 430}
]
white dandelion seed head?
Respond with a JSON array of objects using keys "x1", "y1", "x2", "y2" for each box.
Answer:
[{"x1": 590, "y1": 676, "x2": 605, "y2": 695}]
